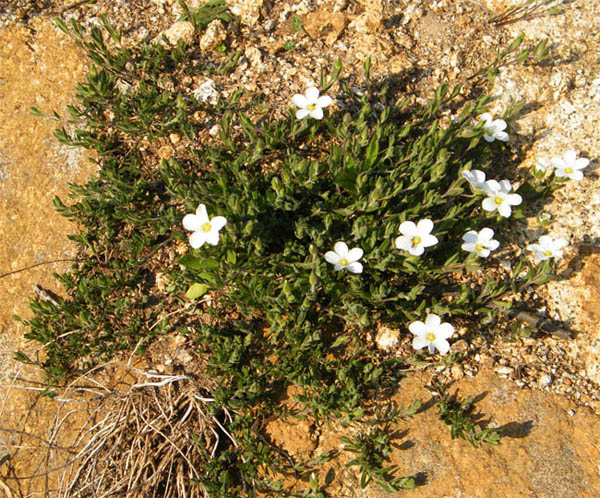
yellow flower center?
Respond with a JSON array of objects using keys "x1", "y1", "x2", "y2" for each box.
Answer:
[
  {"x1": 425, "y1": 332, "x2": 436, "y2": 342},
  {"x1": 494, "y1": 196, "x2": 504, "y2": 205},
  {"x1": 565, "y1": 167, "x2": 573, "y2": 174},
  {"x1": 307, "y1": 103, "x2": 316, "y2": 111},
  {"x1": 475, "y1": 243, "x2": 484, "y2": 252},
  {"x1": 412, "y1": 236, "x2": 422, "y2": 246},
  {"x1": 339, "y1": 257, "x2": 349, "y2": 266},
  {"x1": 543, "y1": 250, "x2": 552, "y2": 257},
  {"x1": 201, "y1": 222, "x2": 212, "y2": 232}
]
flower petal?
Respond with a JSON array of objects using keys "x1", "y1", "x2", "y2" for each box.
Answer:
[
  {"x1": 482, "y1": 198, "x2": 498, "y2": 212},
  {"x1": 487, "y1": 239, "x2": 500, "y2": 251},
  {"x1": 570, "y1": 171, "x2": 584, "y2": 181},
  {"x1": 310, "y1": 107, "x2": 324, "y2": 120},
  {"x1": 347, "y1": 261, "x2": 363, "y2": 274},
  {"x1": 412, "y1": 335, "x2": 428, "y2": 350},
  {"x1": 491, "y1": 119, "x2": 507, "y2": 131},
  {"x1": 296, "y1": 108, "x2": 310, "y2": 119},
  {"x1": 436, "y1": 323, "x2": 454, "y2": 339},
  {"x1": 317, "y1": 95, "x2": 332, "y2": 107},
  {"x1": 196, "y1": 204, "x2": 209, "y2": 222},
  {"x1": 409, "y1": 245, "x2": 425, "y2": 256},
  {"x1": 484, "y1": 179, "x2": 500, "y2": 193},
  {"x1": 210, "y1": 216, "x2": 227, "y2": 231},
  {"x1": 563, "y1": 150, "x2": 577, "y2": 165},
  {"x1": 421, "y1": 234, "x2": 438, "y2": 248},
  {"x1": 432, "y1": 338, "x2": 450, "y2": 355},
  {"x1": 425, "y1": 314, "x2": 441, "y2": 330},
  {"x1": 183, "y1": 214, "x2": 202, "y2": 232},
  {"x1": 416, "y1": 219, "x2": 434, "y2": 235},
  {"x1": 506, "y1": 193, "x2": 522, "y2": 206},
  {"x1": 497, "y1": 203, "x2": 512, "y2": 218},
  {"x1": 574, "y1": 158, "x2": 590, "y2": 170},
  {"x1": 324, "y1": 251, "x2": 340, "y2": 264},
  {"x1": 398, "y1": 221, "x2": 417, "y2": 236},
  {"x1": 461, "y1": 242, "x2": 476, "y2": 253},
  {"x1": 462, "y1": 231, "x2": 479, "y2": 244},
  {"x1": 205, "y1": 230, "x2": 220, "y2": 246},
  {"x1": 495, "y1": 131, "x2": 509, "y2": 142},
  {"x1": 333, "y1": 241, "x2": 348, "y2": 257},
  {"x1": 333, "y1": 263, "x2": 345, "y2": 271},
  {"x1": 483, "y1": 134, "x2": 495, "y2": 142},
  {"x1": 395, "y1": 235, "x2": 411, "y2": 250},
  {"x1": 409, "y1": 321, "x2": 426, "y2": 336},
  {"x1": 292, "y1": 94, "x2": 308, "y2": 108},
  {"x1": 305, "y1": 87, "x2": 320, "y2": 101},
  {"x1": 189, "y1": 231, "x2": 207, "y2": 248},
  {"x1": 347, "y1": 248, "x2": 364, "y2": 262},
  {"x1": 479, "y1": 227, "x2": 495, "y2": 241}
]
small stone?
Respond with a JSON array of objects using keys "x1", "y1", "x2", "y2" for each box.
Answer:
[
  {"x1": 538, "y1": 373, "x2": 553, "y2": 387},
  {"x1": 192, "y1": 79, "x2": 219, "y2": 105},
  {"x1": 157, "y1": 145, "x2": 173, "y2": 160},
  {"x1": 375, "y1": 326, "x2": 399, "y2": 352},
  {"x1": 451, "y1": 364, "x2": 464, "y2": 380},
  {"x1": 244, "y1": 47, "x2": 262, "y2": 68},
  {"x1": 199, "y1": 20, "x2": 227, "y2": 51},
  {"x1": 157, "y1": 21, "x2": 195, "y2": 46},
  {"x1": 227, "y1": 0, "x2": 263, "y2": 26},
  {"x1": 495, "y1": 366, "x2": 514, "y2": 376},
  {"x1": 303, "y1": 10, "x2": 347, "y2": 46},
  {"x1": 452, "y1": 339, "x2": 468, "y2": 353}
]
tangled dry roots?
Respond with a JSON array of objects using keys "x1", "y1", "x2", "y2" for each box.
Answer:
[{"x1": 49, "y1": 362, "x2": 219, "y2": 498}]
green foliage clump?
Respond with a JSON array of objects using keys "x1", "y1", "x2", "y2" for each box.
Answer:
[{"x1": 21, "y1": 9, "x2": 558, "y2": 494}]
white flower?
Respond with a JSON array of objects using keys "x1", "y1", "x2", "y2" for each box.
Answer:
[
  {"x1": 550, "y1": 150, "x2": 590, "y2": 181},
  {"x1": 182, "y1": 203, "x2": 227, "y2": 248},
  {"x1": 526, "y1": 235, "x2": 568, "y2": 261},
  {"x1": 481, "y1": 179, "x2": 522, "y2": 218},
  {"x1": 409, "y1": 314, "x2": 455, "y2": 355},
  {"x1": 535, "y1": 158, "x2": 551, "y2": 173},
  {"x1": 478, "y1": 113, "x2": 509, "y2": 142},
  {"x1": 395, "y1": 219, "x2": 438, "y2": 256},
  {"x1": 461, "y1": 227, "x2": 500, "y2": 257},
  {"x1": 461, "y1": 169, "x2": 487, "y2": 192},
  {"x1": 324, "y1": 241, "x2": 364, "y2": 273},
  {"x1": 291, "y1": 87, "x2": 332, "y2": 120}
]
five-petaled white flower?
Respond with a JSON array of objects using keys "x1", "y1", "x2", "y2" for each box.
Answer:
[
  {"x1": 481, "y1": 179, "x2": 522, "y2": 218},
  {"x1": 550, "y1": 150, "x2": 590, "y2": 181},
  {"x1": 462, "y1": 169, "x2": 487, "y2": 192},
  {"x1": 535, "y1": 158, "x2": 551, "y2": 173},
  {"x1": 478, "y1": 113, "x2": 509, "y2": 142},
  {"x1": 527, "y1": 235, "x2": 568, "y2": 261},
  {"x1": 182, "y1": 203, "x2": 227, "y2": 248},
  {"x1": 395, "y1": 219, "x2": 439, "y2": 256},
  {"x1": 409, "y1": 314, "x2": 455, "y2": 355},
  {"x1": 292, "y1": 87, "x2": 332, "y2": 120},
  {"x1": 461, "y1": 227, "x2": 500, "y2": 257},
  {"x1": 325, "y1": 241, "x2": 364, "y2": 273}
]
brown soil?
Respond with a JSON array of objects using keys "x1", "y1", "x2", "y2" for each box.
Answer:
[{"x1": 1, "y1": 0, "x2": 599, "y2": 496}]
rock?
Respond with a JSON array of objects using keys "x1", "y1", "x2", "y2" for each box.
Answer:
[
  {"x1": 451, "y1": 364, "x2": 465, "y2": 380},
  {"x1": 226, "y1": 0, "x2": 263, "y2": 27},
  {"x1": 156, "y1": 21, "x2": 195, "y2": 45},
  {"x1": 303, "y1": 9, "x2": 347, "y2": 46},
  {"x1": 539, "y1": 373, "x2": 553, "y2": 387},
  {"x1": 375, "y1": 326, "x2": 400, "y2": 351},
  {"x1": 192, "y1": 79, "x2": 218, "y2": 105},
  {"x1": 244, "y1": 46, "x2": 262, "y2": 68},
  {"x1": 199, "y1": 19, "x2": 227, "y2": 51},
  {"x1": 349, "y1": 0, "x2": 383, "y2": 33}
]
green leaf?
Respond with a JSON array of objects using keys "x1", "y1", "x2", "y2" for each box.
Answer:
[
  {"x1": 185, "y1": 283, "x2": 209, "y2": 299},
  {"x1": 334, "y1": 167, "x2": 359, "y2": 192}
]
